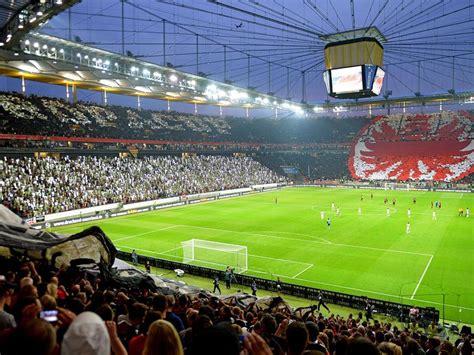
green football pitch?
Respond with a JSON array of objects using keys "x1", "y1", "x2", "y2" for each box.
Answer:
[{"x1": 51, "y1": 187, "x2": 473, "y2": 324}]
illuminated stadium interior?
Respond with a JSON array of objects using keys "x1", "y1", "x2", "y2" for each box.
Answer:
[{"x1": 0, "y1": 1, "x2": 473, "y2": 354}]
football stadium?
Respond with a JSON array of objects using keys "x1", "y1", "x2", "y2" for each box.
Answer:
[{"x1": 0, "y1": 1, "x2": 473, "y2": 354}]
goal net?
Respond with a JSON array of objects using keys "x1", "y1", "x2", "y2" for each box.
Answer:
[{"x1": 181, "y1": 239, "x2": 248, "y2": 274}]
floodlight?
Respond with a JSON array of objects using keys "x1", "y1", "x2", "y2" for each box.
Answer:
[{"x1": 169, "y1": 74, "x2": 178, "y2": 82}]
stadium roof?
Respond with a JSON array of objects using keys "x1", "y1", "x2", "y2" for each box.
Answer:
[{"x1": 0, "y1": 0, "x2": 473, "y2": 114}]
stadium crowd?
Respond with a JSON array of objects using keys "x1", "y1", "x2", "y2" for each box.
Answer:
[
  {"x1": 0, "y1": 92, "x2": 366, "y2": 143},
  {"x1": 0, "y1": 255, "x2": 472, "y2": 355},
  {"x1": 0, "y1": 155, "x2": 286, "y2": 218}
]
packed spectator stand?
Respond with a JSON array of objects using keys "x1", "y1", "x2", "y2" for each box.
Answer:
[
  {"x1": 0, "y1": 155, "x2": 286, "y2": 218},
  {"x1": 349, "y1": 111, "x2": 474, "y2": 182},
  {"x1": 0, "y1": 245, "x2": 472, "y2": 355}
]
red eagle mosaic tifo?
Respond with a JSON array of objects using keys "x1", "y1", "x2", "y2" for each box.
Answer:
[{"x1": 348, "y1": 111, "x2": 474, "y2": 181}]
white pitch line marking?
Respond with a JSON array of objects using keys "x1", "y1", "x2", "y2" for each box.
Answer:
[
  {"x1": 249, "y1": 253, "x2": 312, "y2": 266},
  {"x1": 116, "y1": 245, "x2": 182, "y2": 259},
  {"x1": 113, "y1": 225, "x2": 178, "y2": 242},
  {"x1": 173, "y1": 224, "x2": 430, "y2": 257},
  {"x1": 292, "y1": 264, "x2": 314, "y2": 278},
  {"x1": 410, "y1": 255, "x2": 434, "y2": 299},
  {"x1": 258, "y1": 231, "x2": 331, "y2": 244}
]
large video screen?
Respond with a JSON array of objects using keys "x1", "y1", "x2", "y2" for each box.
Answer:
[
  {"x1": 372, "y1": 67, "x2": 385, "y2": 95},
  {"x1": 330, "y1": 66, "x2": 363, "y2": 94}
]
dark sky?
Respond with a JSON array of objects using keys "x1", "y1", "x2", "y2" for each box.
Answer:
[{"x1": 1, "y1": 0, "x2": 473, "y2": 117}]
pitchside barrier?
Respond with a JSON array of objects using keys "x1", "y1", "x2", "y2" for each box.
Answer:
[{"x1": 117, "y1": 250, "x2": 440, "y2": 324}]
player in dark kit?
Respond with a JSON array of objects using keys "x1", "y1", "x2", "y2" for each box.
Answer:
[
  {"x1": 317, "y1": 291, "x2": 330, "y2": 312},
  {"x1": 213, "y1": 276, "x2": 221, "y2": 294},
  {"x1": 251, "y1": 280, "x2": 257, "y2": 296}
]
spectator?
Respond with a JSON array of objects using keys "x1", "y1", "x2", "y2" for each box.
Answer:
[
  {"x1": 286, "y1": 321, "x2": 309, "y2": 355},
  {"x1": 142, "y1": 319, "x2": 184, "y2": 355}
]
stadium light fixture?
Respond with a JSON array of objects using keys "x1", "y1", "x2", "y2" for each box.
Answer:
[
  {"x1": 42, "y1": 44, "x2": 48, "y2": 50},
  {"x1": 51, "y1": 47, "x2": 56, "y2": 52},
  {"x1": 76, "y1": 53, "x2": 81, "y2": 57},
  {"x1": 6, "y1": 34, "x2": 12, "y2": 43},
  {"x1": 37, "y1": 11, "x2": 44, "y2": 16},
  {"x1": 169, "y1": 74, "x2": 178, "y2": 82},
  {"x1": 24, "y1": 40, "x2": 30, "y2": 45},
  {"x1": 59, "y1": 48, "x2": 64, "y2": 53},
  {"x1": 104, "y1": 60, "x2": 110, "y2": 66},
  {"x1": 33, "y1": 42, "x2": 39, "y2": 48},
  {"x1": 84, "y1": 55, "x2": 88, "y2": 59},
  {"x1": 55, "y1": 0, "x2": 63, "y2": 4},
  {"x1": 29, "y1": 16, "x2": 37, "y2": 23}
]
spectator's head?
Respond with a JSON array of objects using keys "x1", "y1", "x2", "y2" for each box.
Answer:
[
  {"x1": 185, "y1": 309, "x2": 199, "y2": 328},
  {"x1": 286, "y1": 321, "x2": 309, "y2": 355},
  {"x1": 95, "y1": 304, "x2": 114, "y2": 321},
  {"x1": 346, "y1": 336, "x2": 380, "y2": 355},
  {"x1": 13, "y1": 319, "x2": 56, "y2": 355},
  {"x1": 378, "y1": 341, "x2": 402, "y2": 355},
  {"x1": 305, "y1": 321, "x2": 319, "y2": 343},
  {"x1": 18, "y1": 284, "x2": 37, "y2": 299},
  {"x1": 198, "y1": 305, "x2": 215, "y2": 322},
  {"x1": 129, "y1": 302, "x2": 148, "y2": 326},
  {"x1": 142, "y1": 319, "x2": 183, "y2": 355},
  {"x1": 139, "y1": 310, "x2": 163, "y2": 334},
  {"x1": 152, "y1": 294, "x2": 167, "y2": 313},
  {"x1": 189, "y1": 324, "x2": 239, "y2": 355},
  {"x1": 70, "y1": 284, "x2": 80, "y2": 296},
  {"x1": 61, "y1": 311, "x2": 110, "y2": 355},
  {"x1": 20, "y1": 277, "x2": 33, "y2": 289},
  {"x1": 260, "y1": 314, "x2": 277, "y2": 336},
  {"x1": 40, "y1": 294, "x2": 57, "y2": 311}
]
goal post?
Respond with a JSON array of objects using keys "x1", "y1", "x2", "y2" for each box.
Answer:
[{"x1": 181, "y1": 239, "x2": 248, "y2": 274}]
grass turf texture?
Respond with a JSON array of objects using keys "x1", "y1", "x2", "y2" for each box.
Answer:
[{"x1": 52, "y1": 187, "x2": 473, "y2": 324}]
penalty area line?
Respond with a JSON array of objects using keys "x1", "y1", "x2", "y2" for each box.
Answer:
[
  {"x1": 113, "y1": 225, "x2": 178, "y2": 242},
  {"x1": 410, "y1": 255, "x2": 434, "y2": 300},
  {"x1": 292, "y1": 264, "x2": 314, "y2": 278}
]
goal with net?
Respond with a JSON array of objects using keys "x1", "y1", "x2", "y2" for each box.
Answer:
[{"x1": 181, "y1": 239, "x2": 248, "y2": 274}]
